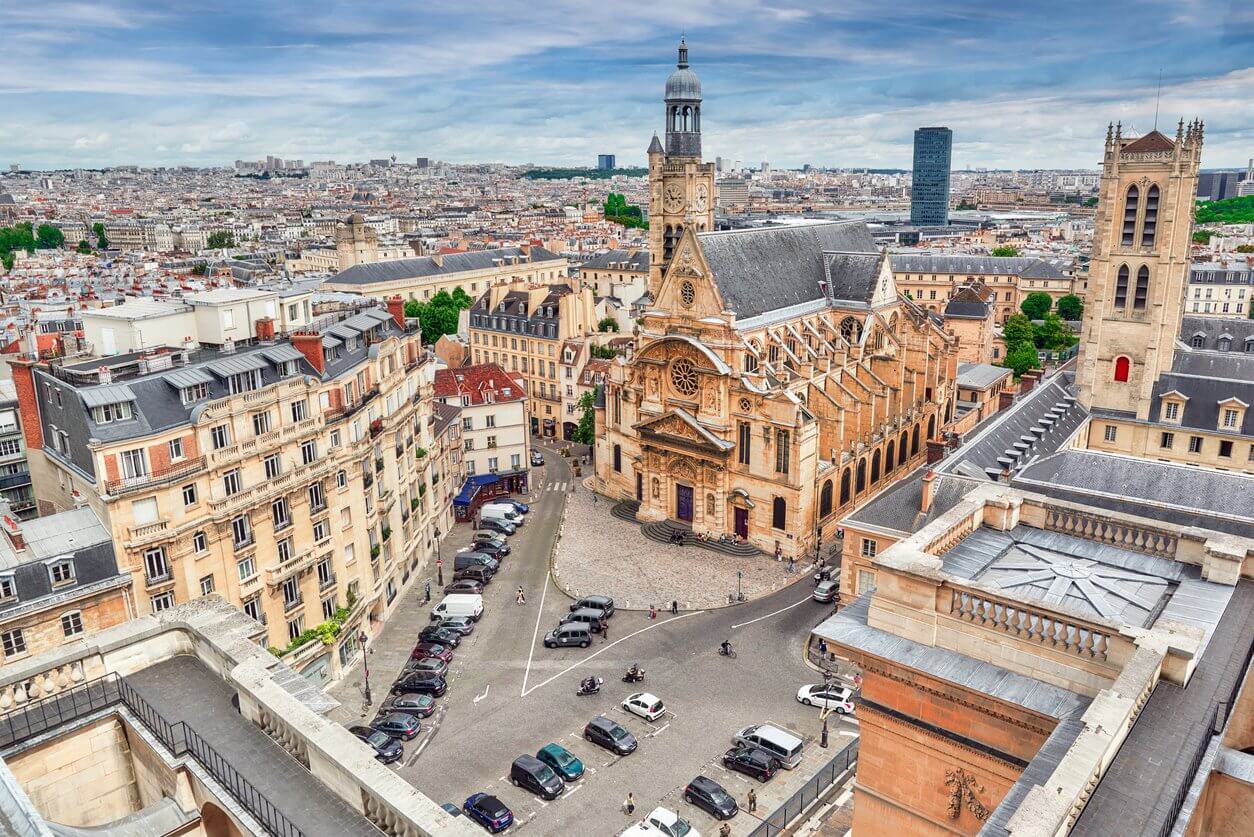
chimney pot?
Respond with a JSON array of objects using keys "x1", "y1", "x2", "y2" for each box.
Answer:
[{"x1": 920, "y1": 468, "x2": 936, "y2": 514}]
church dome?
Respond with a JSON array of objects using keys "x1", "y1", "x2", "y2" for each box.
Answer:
[{"x1": 665, "y1": 39, "x2": 701, "y2": 101}]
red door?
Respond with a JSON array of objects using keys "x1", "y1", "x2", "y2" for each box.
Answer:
[
  {"x1": 676, "y1": 484, "x2": 693, "y2": 522},
  {"x1": 734, "y1": 507, "x2": 749, "y2": 540}
]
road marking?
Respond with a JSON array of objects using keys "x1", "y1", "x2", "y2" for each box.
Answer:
[
  {"x1": 646, "y1": 722, "x2": 670, "y2": 739},
  {"x1": 730, "y1": 595, "x2": 812, "y2": 629},
  {"x1": 520, "y1": 610, "x2": 704, "y2": 697},
  {"x1": 519, "y1": 571, "x2": 552, "y2": 696},
  {"x1": 561, "y1": 783, "x2": 584, "y2": 799},
  {"x1": 474, "y1": 684, "x2": 490, "y2": 704}
]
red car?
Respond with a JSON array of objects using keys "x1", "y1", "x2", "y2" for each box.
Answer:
[{"x1": 411, "y1": 642, "x2": 454, "y2": 663}]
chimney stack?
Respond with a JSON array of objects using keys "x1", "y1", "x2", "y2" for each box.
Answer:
[
  {"x1": 387, "y1": 296, "x2": 405, "y2": 329},
  {"x1": 291, "y1": 331, "x2": 325, "y2": 374},
  {"x1": 920, "y1": 469, "x2": 936, "y2": 514}
]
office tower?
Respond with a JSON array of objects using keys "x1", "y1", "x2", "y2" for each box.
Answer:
[
  {"x1": 910, "y1": 127, "x2": 953, "y2": 226},
  {"x1": 416, "y1": 157, "x2": 429, "y2": 168},
  {"x1": 597, "y1": 154, "x2": 616, "y2": 170}
]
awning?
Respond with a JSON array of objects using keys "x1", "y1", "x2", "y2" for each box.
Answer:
[{"x1": 453, "y1": 474, "x2": 501, "y2": 508}]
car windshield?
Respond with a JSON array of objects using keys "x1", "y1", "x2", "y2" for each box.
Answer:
[
  {"x1": 608, "y1": 725, "x2": 629, "y2": 740},
  {"x1": 710, "y1": 789, "x2": 733, "y2": 805},
  {"x1": 367, "y1": 731, "x2": 390, "y2": 747},
  {"x1": 670, "y1": 818, "x2": 692, "y2": 837},
  {"x1": 534, "y1": 763, "x2": 556, "y2": 782}
]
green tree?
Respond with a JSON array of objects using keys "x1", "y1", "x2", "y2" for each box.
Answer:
[
  {"x1": 1055, "y1": 294, "x2": 1083, "y2": 321},
  {"x1": 0, "y1": 223, "x2": 37, "y2": 270},
  {"x1": 571, "y1": 390, "x2": 597, "y2": 445},
  {"x1": 76, "y1": 240, "x2": 92, "y2": 254},
  {"x1": 1195, "y1": 195, "x2": 1254, "y2": 225},
  {"x1": 403, "y1": 299, "x2": 422, "y2": 318},
  {"x1": 190, "y1": 262, "x2": 208, "y2": 276},
  {"x1": 1034, "y1": 313, "x2": 1074, "y2": 350},
  {"x1": 1002, "y1": 343, "x2": 1040, "y2": 377},
  {"x1": 450, "y1": 286, "x2": 474, "y2": 308},
  {"x1": 1002, "y1": 313, "x2": 1035, "y2": 349},
  {"x1": 990, "y1": 245, "x2": 1020, "y2": 257},
  {"x1": 1083, "y1": 196, "x2": 1099, "y2": 207},
  {"x1": 207, "y1": 230, "x2": 235, "y2": 249},
  {"x1": 1193, "y1": 230, "x2": 1213, "y2": 244},
  {"x1": 92, "y1": 222, "x2": 108, "y2": 249},
  {"x1": 1236, "y1": 244, "x2": 1254, "y2": 254},
  {"x1": 589, "y1": 344, "x2": 619, "y2": 360},
  {"x1": 35, "y1": 224, "x2": 64, "y2": 249},
  {"x1": 596, "y1": 317, "x2": 619, "y2": 333},
  {"x1": 1020, "y1": 291, "x2": 1053, "y2": 320}
]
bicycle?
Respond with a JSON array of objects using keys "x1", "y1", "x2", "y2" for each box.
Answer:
[{"x1": 717, "y1": 645, "x2": 737, "y2": 659}]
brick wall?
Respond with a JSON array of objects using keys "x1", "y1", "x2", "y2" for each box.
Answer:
[{"x1": 10, "y1": 359, "x2": 44, "y2": 450}]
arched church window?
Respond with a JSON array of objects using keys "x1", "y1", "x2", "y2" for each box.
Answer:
[
  {"x1": 899, "y1": 431, "x2": 909, "y2": 465},
  {"x1": 840, "y1": 317, "x2": 861, "y2": 344},
  {"x1": 772, "y1": 496, "x2": 787, "y2": 530},
  {"x1": 1140, "y1": 185, "x2": 1159, "y2": 247},
  {"x1": 856, "y1": 459, "x2": 866, "y2": 493},
  {"x1": 670, "y1": 357, "x2": 699, "y2": 396},
  {"x1": 768, "y1": 344, "x2": 779, "y2": 364},
  {"x1": 1114, "y1": 265, "x2": 1129, "y2": 308},
  {"x1": 820, "y1": 480, "x2": 833, "y2": 518},
  {"x1": 839, "y1": 468, "x2": 851, "y2": 505},
  {"x1": 885, "y1": 440, "x2": 895, "y2": 474},
  {"x1": 871, "y1": 450, "x2": 881, "y2": 484},
  {"x1": 1113, "y1": 356, "x2": 1130, "y2": 382},
  {"x1": 1121, "y1": 185, "x2": 1139, "y2": 246},
  {"x1": 1133, "y1": 266, "x2": 1149, "y2": 310}
]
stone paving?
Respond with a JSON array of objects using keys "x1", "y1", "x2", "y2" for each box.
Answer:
[{"x1": 553, "y1": 478, "x2": 819, "y2": 610}]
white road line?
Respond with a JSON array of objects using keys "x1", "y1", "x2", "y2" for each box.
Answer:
[
  {"x1": 646, "y1": 722, "x2": 670, "y2": 739},
  {"x1": 474, "y1": 684, "x2": 490, "y2": 704},
  {"x1": 521, "y1": 610, "x2": 704, "y2": 697},
  {"x1": 519, "y1": 571, "x2": 552, "y2": 696},
  {"x1": 561, "y1": 783, "x2": 584, "y2": 799},
  {"x1": 730, "y1": 595, "x2": 812, "y2": 629}
]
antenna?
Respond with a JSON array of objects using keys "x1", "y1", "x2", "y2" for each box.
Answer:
[{"x1": 1153, "y1": 67, "x2": 1162, "y2": 130}]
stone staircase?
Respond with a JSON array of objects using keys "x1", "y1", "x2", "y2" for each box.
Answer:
[
  {"x1": 611, "y1": 499, "x2": 641, "y2": 522},
  {"x1": 640, "y1": 519, "x2": 761, "y2": 558}
]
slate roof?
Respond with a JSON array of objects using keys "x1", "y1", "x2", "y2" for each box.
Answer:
[
  {"x1": 889, "y1": 253, "x2": 1069, "y2": 280},
  {"x1": 431, "y1": 399, "x2": 462, "y2": 438},
  {"x1": 696, "y1": 221, "x2": 879, "y2": 321},
  {"x1": 581, "y1": 249, "x2": 649, "y2": 272},
  {"x1": 327, "y1": 245, "x2": 562, "y2": 286},
  {"x1": 1180, "y1": 315, "x2": 1254, "y2": 351},
  {"x1": 957, "y1": 362, "x2": 1011, "y2": 391},
  {"x1": 1144, "y1": 346, "x2": 1254, "y2": 436}
]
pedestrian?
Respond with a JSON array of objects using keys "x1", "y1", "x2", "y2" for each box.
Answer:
[
  {"x1": 788, "y1": 557, "x2": 796, "y2": 575},
  {"x1": 624, "y1": 792, "x2": 635, "y2": 815},
  {"x1": 818, "y1": 638, "x2": 828, "y2": 658},
  {"x1": 748, "y1": 787, "x2": 757, "y2": 813},
  {"x1": 600, "y1": 618, "x2": 609, "y2": 641},
  {"x1": 671, "y1": 600, "x2": 678, "y2": 615},
  {"x1": 775, "y1": 545, "x2": 783, "y2": 562},
  {"x1": 719, "y1": 824, "x2": 731, "y2": 837},
  {"x1": 648, "y1": 606, "x2": 656, "y2": 620},
  {"x1": 516, "y1": 586, "x2": 526, "y2": 605},
  {"x1": 423, "y1": 579, "x2": 431, "y2": 603},
  {"x1": 593, "y1": 493, "x2": 598, "y2": 505}
]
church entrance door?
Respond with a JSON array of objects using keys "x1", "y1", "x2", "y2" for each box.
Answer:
[
  {"x1": 734, "y1": 507, "x2": 749, "y2": 540},
  {"x1": 676, "y1": 484, "x2": 693, "y2": 523},
  {"x1": 636, "y1": 472, "x2": 643, "y2": 502}
]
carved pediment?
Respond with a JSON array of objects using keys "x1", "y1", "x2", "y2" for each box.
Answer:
[{"x1": 634, "y1": 408, "x2": 733, "y2": 455}]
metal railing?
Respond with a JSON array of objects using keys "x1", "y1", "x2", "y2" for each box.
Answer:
[
  {"x1": 0, "y1": 673, "x2": 303, "y2": 837},
  {"x1": 746, "y1": 739, "x2": 859, "y2": 837}
]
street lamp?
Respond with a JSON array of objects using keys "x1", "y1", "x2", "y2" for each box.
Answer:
[
  {"x1": 736, "y1": 570, "x2": 743, "y2": 603},
  {"x1": 358, "y1": 630, "x2": 372, "y2": 710},
  {"x1": 434, "y1": 525, "x2": 443, "y2": 586}
]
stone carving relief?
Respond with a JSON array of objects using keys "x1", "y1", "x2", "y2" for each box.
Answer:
[
  {"x1": 944, "y1": 768, "x2": 989, "y2": 822},
  {"x1": 676, "y1": 247, "x2": 703, "y2": 277},
  {"x1": 645, "y1": 366, "x2": 661, "y2": 401},
  {"x1": 702, "y1": 381, "x2": 720, "y2": 414},
  {"x1": 651, "y1": 477, "x2": 660, "y2": 499},
  {"x1": 706, "y1": 493, "x2": 715, "y2": 516},
  {"x1": 670, "y1": 458, "x2": 696, "y2": 482}
]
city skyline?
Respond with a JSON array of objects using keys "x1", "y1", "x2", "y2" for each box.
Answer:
[{"x1": 2, "y1": 1, "x2": 1252, "y2": 171}]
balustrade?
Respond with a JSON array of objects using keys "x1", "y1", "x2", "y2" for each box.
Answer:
[
  {"x1": 1043, "y1": 507, "x2": 1177, "y2": 559},
  {"x1": 0, "y1": 659, "x2": 90, "y2": 711},
  {"x1": 946, "y1": 586, "x2": 1111, "y2": 661}
]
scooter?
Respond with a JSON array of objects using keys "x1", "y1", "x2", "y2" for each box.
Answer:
[
  {"x1": 622, "y1": 668, "x2": 646, "y2": 683},
  {"x1": 576, "y1": 677, "x2": 603, "y2": 697}
]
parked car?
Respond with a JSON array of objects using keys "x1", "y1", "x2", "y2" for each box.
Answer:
[
  {"x1": 444, "y1": 579, "x2": 484, "y2": 596},
  {"x1": 440, "y1": 803, "x2": 464, "y2": 818},
  {"x1": 478, "y1": 518, "x2": 516, "y2": 536},
  {"x1": 560, "y1": 607, "x2": 607, "y2": 632},
  {"x1": 472, "y1": 531, "x2": 511, "y2": 549},
  {"x1": 404, "y1": 657, "x2": 449, "y2": 679},
  {"x1": 410, "y1": 642, "x2": 454, "y2": 663},
  {"x1": 349, "y1": 726, "x2": 403, "y2": 764},
  {"x1": 418, "y1": 625, "x2": 463, "y2": 647},
  {"x1": 543, "y1": 623, "x2": 591, "y2": 648},
  {"x1": 531, "y1": 450, "x2": 544, "y2": 467},
  {"x1": 370, "y1": 712, "x2": 422, "y2": 741},
  {"x1": 619, "y1": 807, "x2": 698, "y2": 837},
  {"x1": 584, "y1": 715, "x2": 637, "y2": 755},
  {"x1": 722, "y1": 745, "x2": 779, "y2": 782},
  {"x1": 795, "y1": 684, "x2": 856, "y2": 714},
  {"x1": 454, "y1": 550, "x2": 500, "y2": 573},
  {"x1": 683, "y1": 776, "x2": 738, "y2": 820},
  {"x1": 536, "y1": 742, "x2": 584, "y2": 781},
  {"x1": 380, "y1": 693, "x2": 436, "y2": 719},
  {"x1": 391, "y1": 672, "x2": 447, "y2": 697},
  {"x1": 469, "y1": 540, "x2": 510, "y2": 560},
  {"x1": 480, "y1": 505, "x2": 524, "y2": 527},
  {"x1": 569, "y1": 595, "x2": 615, "y2": 617},
  {"x1": 491, "y1": 498, "x2": 529, "y2": 515},
  {"x1": 435, "y1": 616, "x2": 476, "y2": 636},
  {"x1": 455, "y1": 565, "x2": 494, "y2": 585},
  {"x1": 510, "y1": 754, "x2": 564, "y2": 800},
  {"x1": 813, "y1": 579, "x2": 838, "y2": 603},
  {"x1": 622, "y1": 692, "x2": 667, "y2": 722},
  {"x1": 463, "y1": 793, "x2": 513, "y2": 833}
]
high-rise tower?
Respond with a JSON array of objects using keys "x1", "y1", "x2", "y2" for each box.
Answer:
[
  {"x1": 910, "y1": 127, "x2": 952, "y2": 227},
  {"x1": 1076, "y1": 120, "x2": 1204, "y2": 417},
  {"x1": 647, "y1": 39, "x2": 716, "y2": 295}
]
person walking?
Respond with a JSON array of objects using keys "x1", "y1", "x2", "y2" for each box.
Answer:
[
  {"x1": 747, "y1": 787, "x2": 757, "y2": 813},
  {"x1": 671, "y1": 600, "x2": 678, "y2": 615},
  {"x1": 600, "y1": 618, "x2": 609, "y2": 641},
  {"x1": 648, "y1": 606, "x2": 657, "y2": 620},
  {"x1": 516, "y1": 586, "x2": 526, "y2": 605},
  {"x1": 775, "y1": 545, "x2": 783, "y2": 562},
  {"x1": 423, "y1": 579, "x2": 431, "y2": 603},
  {"x1": 787, "y1": 557, "x2": 796, "y2": 575},
  {"x1": 624, "y1": 792, "x2": 635, "y2": 815},
  {"x1": 719, "y1": 824, "x2": 731, "y2": 837}
]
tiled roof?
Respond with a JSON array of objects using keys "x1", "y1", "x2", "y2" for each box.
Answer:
[
  {"x1": 890, "y1": 254, "x2": 1069, "y2": 280},
  {"x1": 433, "y1": 363, "x2": 525, "y2": 405},
  {"x1": 1121, "y1": 130, "x2": 1176, "y2": 154}
]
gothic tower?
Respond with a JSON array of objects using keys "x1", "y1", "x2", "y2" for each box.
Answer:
[
  {"x1": 647, "y1": 39, "x2": 716, "y2": 296},
  {"x1": 1075, "y1": 119, "x2": 1203, "y2": 417}
]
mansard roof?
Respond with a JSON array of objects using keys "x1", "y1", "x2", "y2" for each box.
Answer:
[{"x1": 696, "y1": 221, "x2": 878, "y2": 321}]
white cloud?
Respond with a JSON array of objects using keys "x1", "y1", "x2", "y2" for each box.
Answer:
[{"x1": 72, "y1": 132, "x2": 110, "y2": 148}]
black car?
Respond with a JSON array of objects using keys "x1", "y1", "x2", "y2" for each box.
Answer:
[
  {"x1": 722, "y1": 745, "x2": 779, "y2": 782},
  {"x1": 454, "y1": 565, "x2": 494, "y2": 585},
  {"x1": 684, "y1": 775, "x2": 738, "y2": 820},
  {"x1": 472, "y1": 533, "x2": 511, "y2": 555},
  {"x1": 418, "y1": 625, "x2": 463, "y2": 647},
  {"x1": 478, "y1": 518, "x2": 516, "y2": 536},
  {"x1": 380, "y1": 693, "x2": 437, "y2": 719},
  {"x1": 531, "y1": 450, "x2": 544, "y2": 467},
  {"x1": 510, "y1": 754, "x2": 564, "y2": 800},
  {"x1": 584, "y1": 715, "x2": 637, "y2": 756},
  {"x1": 403, "y1": 657, "x2": 449, "y2": 679},
  {"x1": 568, "y1": 595, "x2": 615, "y2": 617},
  {"x1": 392, "y1": 672, "x2": 447, "y2": 697},
  {"x1": 464, "y1": 793, "x2": 513, "y2": 833},
  {"x1": 371, "y1": 712, "x2": 422, "y2": 740},
  {"x1": 349, "y1": 725, "x2": 403, "y2": 764}
]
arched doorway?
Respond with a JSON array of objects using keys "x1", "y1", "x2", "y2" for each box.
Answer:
[
  {"x1": 202, "y1": 802, "x2": 244, "y2": 837},
  {"x1": 819, "y1": 480, "x2": 833, "y2": 518}
]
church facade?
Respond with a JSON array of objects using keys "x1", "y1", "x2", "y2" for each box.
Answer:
[{"x1": 594, "y1": 43, "x2": 959, "y2": 559}]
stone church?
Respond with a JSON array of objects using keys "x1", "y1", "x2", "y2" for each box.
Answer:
[{"x1": 594, "y1": 41, "x2": 960, "y2": 559}]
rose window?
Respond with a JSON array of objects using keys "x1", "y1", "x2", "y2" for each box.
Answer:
[{"x1": 670, "y1": 358, "x2": 699, "y2": 396}]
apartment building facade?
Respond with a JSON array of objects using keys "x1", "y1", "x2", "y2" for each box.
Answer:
[
  {"x1": 1186, "y1": 262, "x2": 1252, "y2": 317},
  {"x1": 890, "y1": 254, "x2": 1074, "y2": 323},
  {"x1": 466, "y1": 279, "x2": 598, "y2": 438},
  {"x1": 11, "y1": 301, "x2": 451, "y2": 685},
  {"x1": 433, "y1": 364, "x2": 527, "y2": 488},
  {"x1": 0, "y1": 381, "x2": 35, "y2": 519}
]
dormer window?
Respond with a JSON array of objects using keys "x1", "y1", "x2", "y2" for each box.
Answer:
[
  {"x1": 93, "y1": 401, "x2": 133, "y2": 424},
  {"x1": 0, "y1": 575, "x2": 15, "y2": 602},
  {"x1": 1217, "y1": 337, "x2": 1232, "y2": 352},
  {"x1": 180, "y1": 383, "x2": 208, "y2": 404},
  {"x1": 1217, "y1": 398, "x2": 1247, "y2": 431},
  {"x1": 226, "y1": 369, "x2": 262, "y2": 395},
  {"x1": 48, "y1": 558, "x2": 75, "y2": 587}
]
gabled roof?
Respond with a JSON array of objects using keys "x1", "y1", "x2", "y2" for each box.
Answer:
[
  {"x1": 1121, "y1": 130, "x2": 1176, "y2": 154},
  {"x1": 634, "y1": 407, "x2": 735, "y2": 453}
]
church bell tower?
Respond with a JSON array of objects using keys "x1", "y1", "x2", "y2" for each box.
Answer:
[
  {"x1": 647, "y1": 39, "x2": 716, "y2": 296},
  {"x1": 1075, "y1": 120, "x2": 1203, "y2": 417}
]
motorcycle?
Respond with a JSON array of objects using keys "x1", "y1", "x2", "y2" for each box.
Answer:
[
  {"x1": 576, "y1": 677, "x2": 603, "y2": 697},
  {"x1": 622, "y1": 668, "x2": 646, "y2": 683},
  {"x1": 813, "y1": 567, "x2": 833, "y2": 586},
  {"x1": 718, "y1": 645, "x2": 737, "y2": 659}
]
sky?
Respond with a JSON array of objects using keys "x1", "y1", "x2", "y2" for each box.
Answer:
[{"x1": 2, "y1": 1, "x2": 1251, "y2": 171}]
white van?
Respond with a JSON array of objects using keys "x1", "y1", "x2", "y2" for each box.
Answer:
[
  {"x1": 732, "y1": 723, "x2": 805, "y2": 769},
  {"x1": 431, "y1": 593, "x2": 483, "y2": 622},
  {"x1": 480, "y1": 505, "x2": 525, "y2": 527}
]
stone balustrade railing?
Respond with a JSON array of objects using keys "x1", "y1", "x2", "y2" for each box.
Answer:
[
  {"x1": 943, "y1": 584, "x2": 1118, "y2": 662},
  {"x1": 924, "y1": 504, "x2": 982, "y2": 556},
  {"x1": 1043, "y1": 506, "x2": 1178, "y2": 560},
  {"x1": 0, "y1": 658, "x2": 94, "y2": 712}
]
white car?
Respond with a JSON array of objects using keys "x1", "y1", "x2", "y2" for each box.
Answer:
[
  {"x1": 619, "y1": 806, "x2": 698, "y2": 837},
  {"x1": 622, "y1": 692, "x2": 667, "y2": 722},
  {"x1": 796, "y1": 684, "x2": 856, "y2": 714}
]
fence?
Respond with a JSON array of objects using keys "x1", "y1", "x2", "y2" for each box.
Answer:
[
  {"x1": 747, "y1": 739, "x2": 859, "y2": 837},
  {"x1": 0, "y1": 673, "x2": 303, "y2": 837}
]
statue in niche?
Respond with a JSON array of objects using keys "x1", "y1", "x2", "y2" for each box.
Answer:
[
  {"x1": 702, "y1": 381, "x2": 719, "y2": 414},
  {"x1": 706, "y1": 493, "x2": 715, "y2": 516},
  {"x1": 651, "y1": 477, "x2": 660, "y2": 499},
  {"x1": 645, "y1": 366, "x2": 661, "y2": 401}
]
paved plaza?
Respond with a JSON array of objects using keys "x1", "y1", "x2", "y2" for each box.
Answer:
[{"x1": 553, "y1": 479, "x2": 818, "y2": 611}]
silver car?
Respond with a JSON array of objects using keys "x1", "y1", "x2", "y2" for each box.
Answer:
[{"x1": 813, "y1": 580, "x2": 838, "y2": 603}]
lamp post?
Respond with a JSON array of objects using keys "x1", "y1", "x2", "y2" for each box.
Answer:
[
  {"x1": 736, "y1": 570, "x2": 743, "y2": 603},
  {"x1": 434, "y1": 525, "x2": 443, "y2": 586},
  {"x1": 359, "y1": 630, "x2": 372, "y2": 709}
]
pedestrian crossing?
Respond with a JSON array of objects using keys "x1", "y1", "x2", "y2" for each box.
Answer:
[{"x1": 544, "y1": 481, "x2": 569, "y2": 492}]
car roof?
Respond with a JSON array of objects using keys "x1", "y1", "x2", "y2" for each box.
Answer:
[
  {"x1": 569, "y1": 607, "x2": 605, "y2": 617},
  {"x1": 539, "y1": 742, "x2": 571, "y2": 756},
  {"x1": 581, "y1": 595, "x2": 612, "y2": 603},
  {"x1": 690, "y1": 775, "x2": 721, "y2": 791},
  {"x1": 513, "y1": 754, "x2": 545, "y2": 769},
  {"x1": 378, "y1": 712, "x2": 412, "y2": 722},
  {"x1": 631, "y1": 692, "x2": 660, "y2": 703}
]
